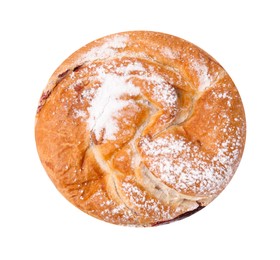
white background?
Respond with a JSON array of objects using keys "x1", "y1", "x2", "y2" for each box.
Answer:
[{"x1": 1, "y1": 0, "x2": 279, "y2": 259}]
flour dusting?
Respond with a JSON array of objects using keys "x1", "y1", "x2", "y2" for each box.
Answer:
[
  {"x1": 82, "y1": 60, "x2": 179, "y2": 141},
  {"x1": 80, "y1": 34, "x2": 129, "y2": 62},
  {"x1": 191, "y1": 59, "x2": 211, "y2": 91},
  {"x1": 161, "y1": 47, "x2": 178, "y2": 59},
  {"x1": 121, "y1": 181, "x2": 172, "y2": 219},
  {"x1": 87, "y1": 68, "x2": 140, "y2": 141},
  {"x1": 139, "y1": 129, "x2": 241, "y2": 196}
]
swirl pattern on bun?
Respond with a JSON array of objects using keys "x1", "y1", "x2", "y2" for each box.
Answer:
[{"x1": 35, "y1": 31, "x2": 246, "y2": 226}]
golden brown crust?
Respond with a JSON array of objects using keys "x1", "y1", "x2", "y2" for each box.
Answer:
[{"x1": 35, "y1": 31, "x2": 246, "y2": 226}]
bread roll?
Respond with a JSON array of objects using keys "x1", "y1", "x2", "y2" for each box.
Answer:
[{"x1": 35, "y1": 31, "x2": 246, "y2": 226}]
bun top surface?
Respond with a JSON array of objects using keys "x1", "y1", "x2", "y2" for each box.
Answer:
[{"x1": 35, "y1": 31, "x2": 246, "y2": 226}]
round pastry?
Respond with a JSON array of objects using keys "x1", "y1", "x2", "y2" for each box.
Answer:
[{"x1": 35, "y1": 31, "x2": 246, "y2": 226}]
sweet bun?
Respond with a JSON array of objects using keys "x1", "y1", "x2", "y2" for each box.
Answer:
[{"x1": 35, "y1": 31, "x2": 246, "y2": 226}]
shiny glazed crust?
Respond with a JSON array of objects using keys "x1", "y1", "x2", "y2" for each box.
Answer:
[{"x1": 35, "y1": 31, "x2": 246, "y2": 226}]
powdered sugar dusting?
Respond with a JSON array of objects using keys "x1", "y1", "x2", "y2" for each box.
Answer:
[
  {"x1": 81, "y1": 60, "x2": 179, "y2": 141},
  {"x1": 87, "y1": 67, "x2": 140, "y2": 141},
  {"x1": 149, "y1": 75, "x2": 178, "y2": 110},
  {"x1": 80, "y1": 34, "x2": 129, "y2": 62},
  {"x1": 89, "y1": 189, "x2": 135, "y2": 223},
  {"x1": 73, "y1": 109, "x2": 87, "y2": 119},
  {"x1": 161, "y1": 47, "x2": 178, "y2": 59},
  {"x1": 115, "y1": 61, "x2": 146, "y2": 75},
  {"x1": 191, "y1": 59, "x2": 211, "y2": 91},
  {"x1": 139, "y1": 130, "x2": 241, "y2": 196},
  {"x1": 121, "y1": 182, "x2": 171, "y2": 220}
]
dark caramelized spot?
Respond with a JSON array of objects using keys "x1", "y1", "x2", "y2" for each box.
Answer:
[
  {"x1": 58, "y1": 69, "x2": 70, "y2": 78},
  {"x1": 73, "y1": 64, "x2": 83, "y2": 72},
  {"x1": 151, "y1": 206, "x2": 205, "y2": 226},
  {"x1": 37, "y1": 90, "x2": 51, "y2": 113},
  {"x1": 74, "y1": 84, "x2": 84, "y2": 92}
]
